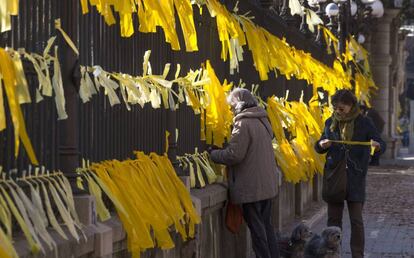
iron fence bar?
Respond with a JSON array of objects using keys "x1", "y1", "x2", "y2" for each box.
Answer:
[{"x1": 57, "y1": 0, "x2": 80, "y2": 187}]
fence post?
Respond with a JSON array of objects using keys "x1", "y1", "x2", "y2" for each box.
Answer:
[
  {"x1": 167, "y1": 92, "x2": 183, "y2": 176},
  {"x1": 295, "y1": 182, "x2": 304, "y2": 216},
  {"x1": 57, "y1": 1, "x2": 80, "y2": 185}
]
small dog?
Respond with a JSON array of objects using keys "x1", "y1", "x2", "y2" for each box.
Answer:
[
  {"x1": 278, "y1": 222, "x2": 313, "y2": 258},
  {"x1": 304, "y1": 226, "x2": 342, "y2": 258}
]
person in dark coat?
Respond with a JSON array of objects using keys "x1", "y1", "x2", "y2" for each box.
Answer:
[
  {"x1": 360, "y1": 104, "x2": 385, "y2": 166},
  {"x1": 315, "y1": 90, "x2": 386, "y2": 258},
  {"x1": 210, "y1": 88, "x2": 281, "y2": 258},
  {"x1": 399, "y1": 115, "x2": 409, "y2": 147}
]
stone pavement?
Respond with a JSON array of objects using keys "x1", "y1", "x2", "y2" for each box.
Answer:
[{"x1": 310, "y1": 165, "x2": 414, "y2": 258}]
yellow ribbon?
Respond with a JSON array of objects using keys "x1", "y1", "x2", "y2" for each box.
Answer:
[
  {"x1": 54, "y1": 19, "x2": 79, "y2": 55},
  {"x1": 80, "y1": 151, "x2": 201, "y2": 258},
  {"x1": 330, "y1": 140, "x2": 376, "y2": 155},
  {"x1": 0, "y1": 73, "x2": 5, "y2": 131},
  {"x1": 165, "y1": 130, "x2": 170, "y2": 154},
  {"x1": 0, "y1": 48, "x2": 39, "y2": 165},
  {"x1": 52, "y1": 46, "x2": 68, "y2": 120},
  {"x1": 7, "y1": 0, "x2": 19, "y2": 15},
  {"x1": 0, "y1": 225, "x2": 18, "y2": 258},
  {"x1": 9, "y1": 50, "x2": 31, "y2": 104},
  {"x1": 0, "y1": 5, "x2": 11, "y2": 33}
]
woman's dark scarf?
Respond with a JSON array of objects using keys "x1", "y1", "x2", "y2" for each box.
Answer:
[{"x1": 330, "y1": 105, "x2": 360, "y2": 141}]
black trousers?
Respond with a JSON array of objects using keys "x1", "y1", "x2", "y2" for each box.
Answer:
[
  {"x1": 328, "y1": 201, "x2": 364, "y2": 258},
  {"x1": 242, "y1": 199, "x2": 280, "y2": 258}
]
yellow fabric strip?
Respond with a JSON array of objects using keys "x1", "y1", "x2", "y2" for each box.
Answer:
[
  {"x1": 0, "y1": 74, "x2": 5, "y2": 131},
  {"x1": 85, "y1": 173, "x2": 110, "y2": 221},
  {"x1": 0, "y1": 48, "x2": 39, "y2": 165},
  {"x1": 174, "y1": 0, "x2": 198, "y2": 51},
  {"x1": 52, "y1": 46, "x2": 68, "y2": 120},
  {"x1": 32, "y1": 53, "x2": 53, "y2": 97},
  {"x1": 43, "y1": 36, "x2": 56, "y2": 57},
  {"x1": 0, "y1": 225, "x2": 18, "y2": 258},
  {"x1": 330, "y1": 140, "x2": 371, "y2": 146},
  {"x1": 23, "y1": 51, "x2": 50, "y2": 98},
  {"x1": 203, "y1": 60, "x2": 233, "y2": 147},
  {"x1": 39, "y1": 179, "x2": 69, "y2": 240},
  {"x1": 82, "y1": 152, "x2": 201, "y2": 257},
  {"x1": 120, "y1": 13, "x2": 134, "y2": 37},
  {"x1": 7, "y1": 0, "x2": 19, "y2": 15},
  {"x1": 0, "y1": 181, "x2": 12, "y2": 236},
  {"x1": 55, "y1": 19, "x2": 79, "y2": 55},
  {"x1": 11, "y1": 51, "x2": 31, "y2": 104},
  {"x1": 165, "y1": 130, "x2": 170, "y2": 153},
  {"x1": 330, "y1": 140, "x2": 376, "y2": 155},
  {"x1": 80, "y1": 0, "x2": 89, "y2": 14},
  {"x1": 0, "y1": 184, "x2": 42, "y2": 253},
  {"x1": 103, "y1": 4, "x2": 116, "y2": 26},
  {"x1": 0, "y1": 0, "x2": 11, "y2": 33}
]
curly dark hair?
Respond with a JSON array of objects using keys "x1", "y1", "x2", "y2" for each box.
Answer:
[{"x1": 331, "y1": 89, "x2": 357, "y2": 106}]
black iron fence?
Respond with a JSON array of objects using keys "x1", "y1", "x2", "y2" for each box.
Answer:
[{"x1": 0, "y1": 0, "x2": 332, "y2": 176}]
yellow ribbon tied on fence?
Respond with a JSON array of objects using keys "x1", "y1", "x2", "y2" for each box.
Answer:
[
  {"x1": 79, "y1": 151, "x2": 201, "y2": 258},
  {"x1": 203, "y1": 60, "x2": 233, "y2": 147},
  {"x1": 173, "y1": 0, "x2": 198, "y2": 52},
  {"x1": 0, "y1": 73, "x2": 5, "y2": 131},
  {"x1": 55, "y1": 19, "x2": 79, "y2": 55},
  {"x1": 10, "y1": 50, "x2": 31, "y2": 104},
  {"x1": 0, "y1": 48, "x2": 39, "y2": 165},
  {"x1": 0, "y1": 0, "x2": 19, "y2": 33},
  {"x1": 81, "y1": 0, "x2": 198, "y2": 49},
  {"x1": 0, "y1": 226, "x2": 18, "y2": 258},
  {"x1": 267, "y1": 97, "x2": 307, "y2": 183}
]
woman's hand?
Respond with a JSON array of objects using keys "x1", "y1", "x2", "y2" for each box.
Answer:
[
  {"x1": 319, "y1": 139, "x2": 332, "y2": 149},
  {"x1": 371, "y1": 140, "x2": 381, "y2": 151},
  {"x1": 207, "y1": 145, "x2": 221, "y2": 154}
]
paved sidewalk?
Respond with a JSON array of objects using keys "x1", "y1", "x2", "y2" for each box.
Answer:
[{"x1": 311, "y1": 165, "x2": 414, "y2": 257}]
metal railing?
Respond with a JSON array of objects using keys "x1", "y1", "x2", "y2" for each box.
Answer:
[{"x1": 0, "y1": 0, "x2": 331, "y2": 176}]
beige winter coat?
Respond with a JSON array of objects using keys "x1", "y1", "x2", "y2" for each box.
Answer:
[{"x1": 210, "y1": 106, "x2": 280, "y2": 204}]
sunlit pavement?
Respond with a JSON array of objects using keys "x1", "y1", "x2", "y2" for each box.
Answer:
[{"x1": 311, "y1": 164, "x2": 414, "y2": 257}]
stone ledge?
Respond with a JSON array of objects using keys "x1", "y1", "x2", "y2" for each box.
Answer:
[
  {"x1": 102, "y1": 215, "x2": 126, "y2": 243},
  {"x1": 14, "y1": 215, "x2": 123, "y2": 258},
  {"x1": 190, "y1": 183, "x2": 228, "y2": 210},
  {"x1": 15, "y1": 224, "x2": 97, "y2": 258},
  {"x1": 102, "y1": 215, "x2": 194, "y2": 258},
  {"x1": 94, "y1": 222, "x2": 113, "y2": 257},
  {"x1": 10, "y1": 177, "x2": 321, "y2": 258}
]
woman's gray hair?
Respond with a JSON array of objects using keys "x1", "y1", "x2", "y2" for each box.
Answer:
[{"x1": 227, "y1": 88, "x2": 258, "y2": 114}]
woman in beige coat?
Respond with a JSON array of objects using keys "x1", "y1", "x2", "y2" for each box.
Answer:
[{"x1": 210, "y1": 88, "x2": 281, "y2": 258}]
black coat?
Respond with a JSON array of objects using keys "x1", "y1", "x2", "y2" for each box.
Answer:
[
  {"x1": 366, "y1": 109, "x2": 385, "y2": 134},
  {"x1": 314, "y1": 115, "x2": 386, "y2": 202}
]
